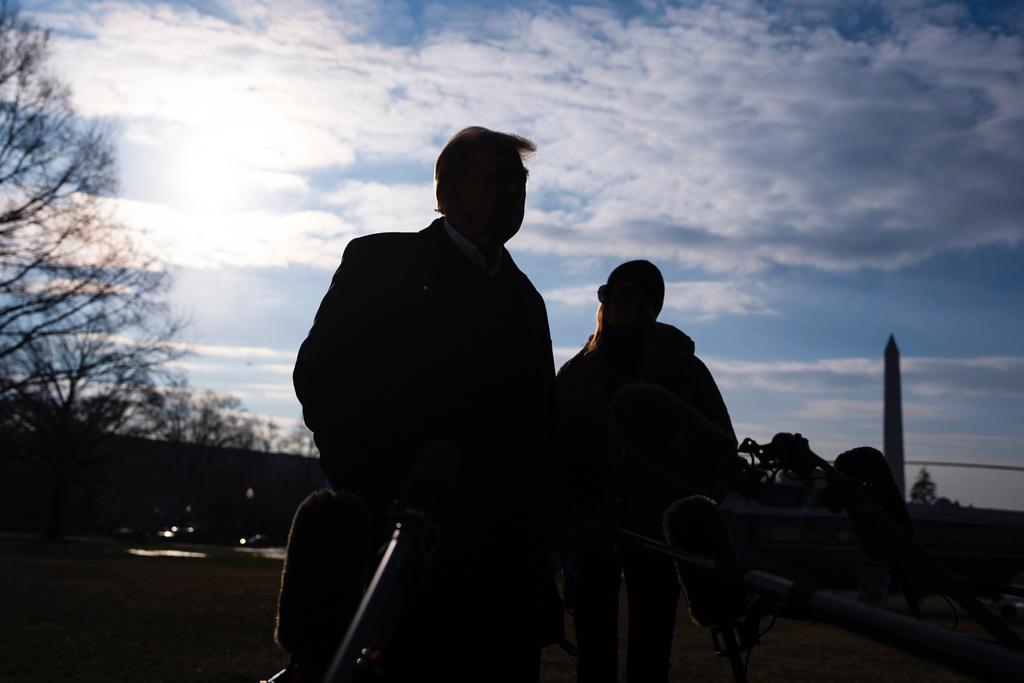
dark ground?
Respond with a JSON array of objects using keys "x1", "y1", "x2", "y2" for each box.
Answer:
[{"x1": 1, "y1": 535, "x2": 1016, "y2": 682}]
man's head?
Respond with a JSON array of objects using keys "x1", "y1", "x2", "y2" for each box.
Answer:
[{"x1": 435, "y1": 126, "x2": 536, "y2": 255}]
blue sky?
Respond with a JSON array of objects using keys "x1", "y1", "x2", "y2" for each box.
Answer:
[{"x1": 25, "y1": 0, "x2": 1024, "y2": 509}]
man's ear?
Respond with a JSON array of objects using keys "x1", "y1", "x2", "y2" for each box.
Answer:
[{"x1": 440, "y1": 179, "x2": 463, "y2": 217}]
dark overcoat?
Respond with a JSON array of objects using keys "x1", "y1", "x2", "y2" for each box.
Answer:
[
  {"x1": 294, "y1": 217, "x2": 557, "y2": 537},
  {"x1": 293, "y1": 217, "x2": 558, "y2": 678}
]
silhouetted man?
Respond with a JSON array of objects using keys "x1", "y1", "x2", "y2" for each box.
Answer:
[{"x1": 293, "y1": 127, "x2": 557, "y2": 682}]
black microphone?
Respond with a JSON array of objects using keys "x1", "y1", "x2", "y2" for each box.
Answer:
[
  {"x1": 663, "y1": 495, "x2": 751, "y2": 682},
  {"x1": 274, "y1": 489, "x2": 370, "y2": 678},
  {"x1": 827, "y1": 446, "x2": 924, "y2": 618},
  {"x1": 662, "y1": 495, "x2": 747, "y2": 627},
  {"x1": 611, "y1": 383, "x2": 759, "y2": 498},
  {"x1": 831, "y1": 446, "x2": 915, "y2": 563}
]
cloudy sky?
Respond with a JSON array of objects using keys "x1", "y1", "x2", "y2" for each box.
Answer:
[{"x1": 27, "y1": 0, "x2": 1024, "y2": 509}]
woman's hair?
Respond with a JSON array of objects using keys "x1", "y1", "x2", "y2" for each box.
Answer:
[
  {"x1": 583, "y1": 302, "x2": 657, "y2": 357},
  {"x1": 583, "y1": 304, "x2": 606, "y2": 354}
]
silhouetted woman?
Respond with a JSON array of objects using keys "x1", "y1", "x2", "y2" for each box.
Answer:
[{"x1": 557, "y1": 260, "x2": 736, "y2": 683}]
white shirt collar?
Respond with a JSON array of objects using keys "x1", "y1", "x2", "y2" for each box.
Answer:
[{"x1": 443, "y1": 218, "x2": 503, "y2": 277}]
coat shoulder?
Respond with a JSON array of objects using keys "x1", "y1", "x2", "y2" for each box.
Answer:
[
  {"x1": 655, "y1": 322, "x2": 695, "y2": 356},
  {"x1": 556, "y1": 342, "x2": 591, "y2": 379},
  {"x1": 343, "y1": 230, "x2": 423, "y2": 262}
]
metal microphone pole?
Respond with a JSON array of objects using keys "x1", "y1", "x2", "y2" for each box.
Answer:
[
  {"x1": 744, "y1": 569, "x2": 1024, "y2": 682},
  {"x1": 323, "y1": 510, "x2": 435, "y2": 683},
  {"x1": 611, "y1": 525, "x2": 1024, "y2": 682},
  {"x1": 711, "y1": 624, "x2": 747, "y2": 683}
]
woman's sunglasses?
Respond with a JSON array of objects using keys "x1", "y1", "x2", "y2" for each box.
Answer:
[{"x1": 597, "y1": 283, "x2": 643, "y2": 304}]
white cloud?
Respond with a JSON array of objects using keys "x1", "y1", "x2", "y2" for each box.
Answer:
[
  {"x1": 709, "y1": 354, "x2": 1024, "y2": 400},
  {"x1": 552, "y1": 345, "x2": 580, "y2": 368},
  {"x1": 325, "y1": 181, "x2": 437, "y2": 234},
  {"x1": 543, "y1": 284, "x2": 602, "y2": 308},
  {"x1": 663, "y1": 281, "x2": 774, "y2": 318},
  {"x1": 31, "y1": 0, "x2": 1024, "y2": 274},
  {"x1": 111, "y1": 197, "x2": 357, "y2": 269},
  {"x1": 164, "y1": 341, "x2": 295, "y2": 360},
  {"x1": 910, "y1": 431, "x2": 1024, "y2": 453},
  {"x1": 795, "y1": 398, "x2": 881, "y2": 421},
  {"x1": 709, "y1": 357, "x2": 883, "y2": 394},
  {"x1": 232, "y1": 381, "x2": 299, "y2": 404},
  {"x1": 247, "y1": 171, "x2": 309, "y2": 192},
  {"x1": 545, "y1": 279, "x2": 773, "y2": 318},
  {"x1": 795, "y1": 398, "x2": 960, "y2": 422},
  {"x1": 903, "y1": 356, "x2": 1024, "y2": 399}
]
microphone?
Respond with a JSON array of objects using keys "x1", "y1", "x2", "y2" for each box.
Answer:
[
  {"x1": 611, "y1": 383, "x2": 760, "y2": 498},
  {"x1": 274, "y1": 489, "x2": 371, "y2": 678},
  {"x1": 662, "y1": 495, "x2": 748, "y2": 628},
  {"x1": 826, "y1": 446, "x2": 924, "y2": 618},
  {"x1": 663, "y1": 495, "x2": 751, "y2": 682},
  {"x1": 826, "y1": 448, "x2": 1024, "y2": 647},
  {"x1": 830, "y1": 446, "x2": 915, "y2": 563}
]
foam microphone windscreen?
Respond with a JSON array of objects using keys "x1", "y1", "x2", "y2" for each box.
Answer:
[
  {"x1": 663, "y1": 495, "x2": 748, "y2": 627},
  {"x1": 275, "y1": 489, "x2": 370, "y2": 660},
  {"x1": 612, "y1": 383, "x2": 739, "y2": 490},
  {"x1": 834, "y1": 446, "x2": 916, "y2": 563}
]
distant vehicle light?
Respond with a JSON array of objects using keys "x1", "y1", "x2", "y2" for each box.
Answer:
[
  {"x1": 239, "y1": 538, "x2": 247, "y2": 545},
  {"x1": 128, "y1": 549, "x2": 207, "y2": 559}
]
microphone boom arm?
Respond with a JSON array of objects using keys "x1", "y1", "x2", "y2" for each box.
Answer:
[
  {"x1": 609, "y1": 523, "x2": 1024, "y2": 681},
  {"x1": 750, "y1": 433, "x2": 1023, "y2": 650}
]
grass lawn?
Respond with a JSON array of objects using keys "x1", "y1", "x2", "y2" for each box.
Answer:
[{"x1": 1, "y1": 534, "x2": 1016, "y2": 682}]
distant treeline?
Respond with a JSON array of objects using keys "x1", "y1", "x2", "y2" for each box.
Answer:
[{"x1": 0, "y1": 431, "x2": 325, "y2": 543}]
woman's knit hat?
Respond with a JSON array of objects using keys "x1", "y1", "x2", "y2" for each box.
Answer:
[{"x1": 607, "y1": 260, "x2": 665, "y2": 317}]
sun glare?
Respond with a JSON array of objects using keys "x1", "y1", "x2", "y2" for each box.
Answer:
[{"x1": 167, "y1": 129, "x2": 252, "y2": 213}]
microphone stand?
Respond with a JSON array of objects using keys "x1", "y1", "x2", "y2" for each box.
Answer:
[
  {"x1": 737, "y1": 434, "x2": 1023, "y2": 650},
  {"x1": 709, "y1": 623, "x2": 749, "y2": 683},
  {"x1": 612, "y1": 527, "x2": 756, "y2": 683},
  {"x1": 806, "y1": 449, "x2": 1023, "y2": 650},
  {"x1": 322, "y1": 509, "x2": 439, "y2": 683},
  {"x1": 609, "y1": 525, "x2": 1024, "y2": 682}
]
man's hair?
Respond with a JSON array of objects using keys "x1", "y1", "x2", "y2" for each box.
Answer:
[{"x1": 434, "y1": 126, "x2": 536, "y2": 214}]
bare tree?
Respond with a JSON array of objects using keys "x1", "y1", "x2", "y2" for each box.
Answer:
[
  {"x1": 131, "y1": 381, "x2": 284, "y2": 523},
  {"x1": 277, "y1": 418, "x2": 318, "y2": 457},
  {"x1": 0, "y1": 3, "x2": 185, "y2": 539},
  {"x1": 0, "y1": 2, "x2": 154, "y2": 394},
  {"x1": 910, "y1": 467, "x2": 937, "y2": 505},
  {"x1": 3, "y1": 318, "x2": 181, "y2": 540},
  {"x1": 141, "y1": 381, "x2": 281, "y2": 451},
  {"x1": 251, "y1": 416, "x2": 281, "y2": 453}
]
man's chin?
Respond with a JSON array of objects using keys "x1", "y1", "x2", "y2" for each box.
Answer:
[{"x1": 494, "y1": 219, "x2": 523, "y2": 245}]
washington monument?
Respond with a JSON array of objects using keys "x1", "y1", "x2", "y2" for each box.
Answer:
[{"x1": 884, "y1": 335, "x2": 906, "y2": 499}]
